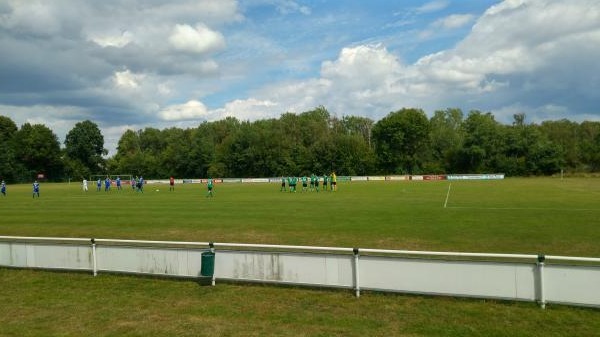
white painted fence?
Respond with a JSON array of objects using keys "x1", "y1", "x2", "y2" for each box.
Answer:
[{"x1": 1, "y1": 236, "x2": 599, "y2": 309}]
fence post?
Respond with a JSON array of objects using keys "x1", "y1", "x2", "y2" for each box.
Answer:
[
  {"x1": 353, "y1": 248, "x2": 360, "y2": 298},
  {"x1": 537, "y1": 254, "x2": 546, "y2": 309},
  {"x1": 91, "y1": 238, "x2": 97, "y2": 277},
  {"x1": 210, "y1": 242, "x2": 215, "y2": 286}
]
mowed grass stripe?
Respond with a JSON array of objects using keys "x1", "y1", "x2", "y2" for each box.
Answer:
[{"x1": 0, "y1": 178, "x2": 599, "y2": 255}]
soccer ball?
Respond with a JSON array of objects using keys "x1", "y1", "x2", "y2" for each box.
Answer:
[{"x1": 155, "y1": 189, "x2": 159, "y2": 192}]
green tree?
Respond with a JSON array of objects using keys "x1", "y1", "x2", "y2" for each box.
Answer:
[
  {"x1": 297, "y1": 107, "x2": 332, "y2": 175},
  {"x1": 539, "y1": 119, "x2": 580, "y2": 171},
  {"x1": 64, "y1": 120, "x2": 106, "y2": 178},
  {"x1": 526, "y1": 137, "x2": 563, "y2": 175},
  {"x1": 138, "y1": 128, "x2": 166, "y2": 177},
  {"x1": 497, "y1": 114, "x2": 563, "y2": 176},
  {"x1": 341, "y1": 115, "x2": 374, "y2": 149},
  {"x1": 188, "y1": 123, "x2": 217, "y2": 178},
  {"x1": 0, "y1": 116, "x2": 20, "y2": 182},
  {"x1": 14, "y1": 123, "x2": 63, "y2": 181},
  {"x1": 577, "y1": 121, "x2": 600, "y2": 171},
  {"x1": 372, "y1": 108, "x2": 430, "y2": 174},
  {"x1": 277, "y1": 112, "x2": 303, "y2": 175},
  {"x1": 209, "y1": 117, "x2": 241, "y2": 177},
  {"x1": 455, "y1": 111, "x2": 503, "y2": 173},
  {"x1": 112, "y1": 127, "x2": 170, "y2": 178},
  {"x1": 112, "y1": 129, "x2": 143, "y2": 176},
  {"x1": 0, "y1": 116, "x2": 17, "y2": 142},
  {"x1": 588, "y1": 131, "x2": 600, "y2": 171},
  {"x1": 160, "y1": 128, "x2": 194, "y2": 178},
  {"x1": 499, "y1": 113, "x2": 530, "y2": 175},
  {"x1": 429, "y1": 108, "x2": 464, "y2": 173},
  {"x1": 331, "y1": 133, "x2": 375, "y2": 175}
]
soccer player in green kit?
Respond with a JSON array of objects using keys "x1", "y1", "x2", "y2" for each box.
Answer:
[
  {"x1": 206, "y1": 178, "x2": 214, "y2": 197},
  {"x1": 322, "y1": 174, "x2": 328, "y2": 192},
  {"x1": 290, "y1": 176, "x2": 297, "y2": 192},
  {"x1": 301, "y1": 175, "x2": 308, "y2": 192}
]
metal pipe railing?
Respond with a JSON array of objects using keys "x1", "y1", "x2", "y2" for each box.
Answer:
[{"x1": 2, "y1": 236, "x2": 599, "y2": 263}]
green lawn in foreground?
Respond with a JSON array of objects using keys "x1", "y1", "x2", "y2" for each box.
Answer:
[
  {"x1": 1, "y1": 178, "x2": 599, "y2": 336},
  {"x1": 1, "y1": 268, "x2": 599, "y2": 337}
]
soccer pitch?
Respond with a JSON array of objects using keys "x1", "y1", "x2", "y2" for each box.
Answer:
[
  {"x1": 1, "y1": 177, "x2": 599, "y2": 256},
  {"x1": 1, "y1": 178, "x2": 599, "y2": 336}
]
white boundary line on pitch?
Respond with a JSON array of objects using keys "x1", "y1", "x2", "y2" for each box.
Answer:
[
  {"x1": 445, "y1": 206, "x2": 600, "y2": 211},
  {"x1": 443, "y1": 183, "x2": 451, "y2": 208},
  {"x1": 441, "y1": 182, "x2": 598, "y2": 211}
]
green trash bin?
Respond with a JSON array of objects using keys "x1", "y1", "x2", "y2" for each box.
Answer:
[{"x1": 200, "y1": 250, "x2": 215, "y2": 277}]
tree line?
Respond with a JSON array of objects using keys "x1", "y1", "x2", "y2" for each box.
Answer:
[{"x1": 1, "y1": 106, "x2": 600, "y2": 182}]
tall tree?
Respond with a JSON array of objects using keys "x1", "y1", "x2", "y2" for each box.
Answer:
[
  {"x1": 0, "y1": 116, "x2": 20, "y2": 182},
  {"x1": 331, "y1": 133, "x2": 375, "y2": 175},
  {"x1": 341, "y1": 115, "x2": 374, "y2": 148},
  {"x1": 112, "y1": 129, "x2": 143, "y2": 176},
  {"x1": 14, "y1": 123, "x2": 63, "y2": 181},
  {"x1": 499, "y1": 113, "x2": 529, "y2": 175},
  {"x1": 455, "y1": 111, "x2": 503, "y2": 173},
  {"x1": 372, "y1": 108, "x2": 430, "y2": 174},
  {"x1": 297, "y1": 107, "x2": 332, "y2": 174},
  {"x1": 187, "y1": 123, "x2": 218, "y2": 178},
  {"x1": 160, "y1": 127, "x2": 193, "y2": 178},
  {"x1": 64, "y1": 120, "x2": 106, "y2": 178},
  {"x1": 429, "y1": 108, "x2": 464, "y2": 173},
  {"x1": 539, "y1": 119, "x2": 580, "y2": 170},
  {"x1": 588, "y1": 131, "x2": 600, "y2": 171},
  {"x1": 0, "y1": 116, "x2": 17, "y2": 142},
  {"x1": 577, "y1": 121, "x2": 600, "y2": 171}
]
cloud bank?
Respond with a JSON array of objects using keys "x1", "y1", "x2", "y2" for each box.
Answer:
[{"x1": 0, "y1": 0, "x2": 598, "y2": 155}]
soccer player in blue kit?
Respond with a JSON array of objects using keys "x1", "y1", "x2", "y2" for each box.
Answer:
[
  {"x1": 137, "y1": 176, "x2": 144, "y2": 193},
  {"x1": 1, "y1": 180, "x2": 6, "y2": 196},
  {"x1": 33, "y1": 180, "x2": 40, "y2": 198}
]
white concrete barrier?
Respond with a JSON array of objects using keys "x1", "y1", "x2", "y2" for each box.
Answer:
[{"x1": 1, "y1": 236, "x2": 598, "y2": 309}]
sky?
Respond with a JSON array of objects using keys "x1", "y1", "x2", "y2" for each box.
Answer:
[{"x1": 1, "y1": 0, "x2": 599, "y2": 156}]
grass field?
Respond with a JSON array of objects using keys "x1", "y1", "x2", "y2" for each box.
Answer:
[{"x1": 1, "y1": 178, "x2": 599, "y2": 336}]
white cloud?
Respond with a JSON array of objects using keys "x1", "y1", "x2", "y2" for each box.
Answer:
[
  {"x1": 2, "y1": 0, "x2": 600, "y2": 159},
  {"x1": 419, "y1": 13, "x2": 475, "y2": 39},
  {"x1": 81, "y1": 0, "x2": 600, "y2": 129},
  {"x1": 0, "y1": 1, "x2": 63, "y2": 36},
  {"x1": 159, "y1": 100, "x2": 209, "y2": 121},
  {"x1": 275, "y1": 1, "x2": 311, "y2": 15},
  {"x1": 321, "y1": 44, "x2": 403, "y2": 90},
  {"x1": 433, "y1": 14, "x2": 475, "y2": 29},
  {"x1": 492, "y1": 103, "x2": 577, "y2": 124},
  {"x1": 221, "y1": 45, "x2": 410, "y2": 121},
  {"x1": 89, "y1": 31, "x2": 133, "y2": 48},
  {"x1": 405, "y1": 0, "x2": 599, "y2": 105},
  {"x1": 214, "y1": 0, "x2": 600, "y2": 124},
  {"x1": 0, "y1": 103, "x2": 92, "y2": 146},
  {"x1": 416, "y1": 0, "x2": 449, "y2": 14},
  {"x1": 169, "y1": 23, "x2": 226, "y2": 54},
  {"x1": 213, "y1": 98, "x2": 280, "y2": 121},
  {"x1": 113, "y1": 69, "x2": 144, "y2": 89}
]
